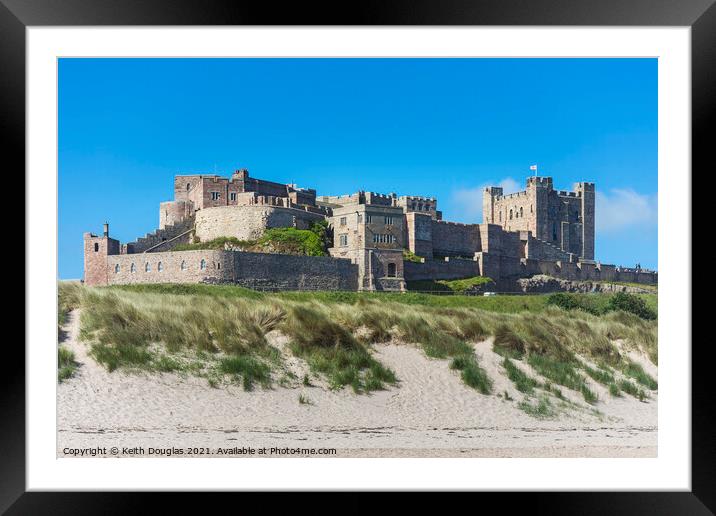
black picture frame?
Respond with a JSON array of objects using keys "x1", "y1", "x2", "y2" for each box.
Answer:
[{"x1": 5, "y1": 0, "x2": 710, "y2": 511}]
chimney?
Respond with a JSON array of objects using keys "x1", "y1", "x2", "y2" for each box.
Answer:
[{"x1": 103, "y1": 222, "x2": 109, "y2": 237}]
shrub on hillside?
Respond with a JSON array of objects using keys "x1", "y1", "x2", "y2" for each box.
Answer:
[
  {"x1": 607, "y1": 292, "x2": 657, "y2": 320},
  {"x1": 545, "y1": 292, "x2": 602, "y2": 316}
]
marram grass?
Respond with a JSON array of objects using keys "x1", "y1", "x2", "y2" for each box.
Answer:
[{"x1": 59, "y1": 282, "x2": 657, "y2": 414}]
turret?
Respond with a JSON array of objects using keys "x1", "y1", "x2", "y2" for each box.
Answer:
[{"x1": 482, "y1": 186, "x2": 503, "y2": 224}]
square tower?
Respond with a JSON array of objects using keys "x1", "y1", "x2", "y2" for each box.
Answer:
[
  {"x1": 83, "y1": 223, "x2": 120, "y2": 286},
  {"x1": 574, "y1": 182, "x2": 595, "y2": 260}
]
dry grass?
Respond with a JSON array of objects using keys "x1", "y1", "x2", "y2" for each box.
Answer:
[{"x1": 60, "y1": 282, "x2": 657, "y2": 411}]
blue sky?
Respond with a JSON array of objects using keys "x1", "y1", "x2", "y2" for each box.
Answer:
[{"x1": 59, "y1": 58, "x2": 657, "y2": 279}]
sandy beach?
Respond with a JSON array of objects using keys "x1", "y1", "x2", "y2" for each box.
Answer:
[{"x1": 58, "y1": 310, "x2": 657, "y2": 458}]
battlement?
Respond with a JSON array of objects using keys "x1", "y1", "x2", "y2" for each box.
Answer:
[
  {"x1": 557, "y1": 190, "x2": 581, "y2": 198},
  {"x1": 434, "y1": 219, "x2": 478, "y2": 228},
  {"x1": 500, "y1": 191, "x2": 529, "y2": 200},
  {"x1": 527, "y1": 176, "x2": 553, "y2": 187},
  {"x1": 399, "y1": 195, "x2": 436, "y2": 202}
]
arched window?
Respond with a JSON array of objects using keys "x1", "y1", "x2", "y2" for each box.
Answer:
[
  {"x1": 114, "y1": 264, "x2": 120, "y2": 273},
  {"x1": 186, "y1": 183, "x2": 191, "y2": 191},
  {"x1": 145, "y1": 262, "x2": 151, "y2": 272},
  {"x1": 94, "y1": 243, "x2": 99, "y2": 252},
  {"x1": 180, "y1": 260, "x2": 186, "y2": 271},
  {"x1": 387, "y1": 263, "x2": 397, "y2": 277},
  {"x1": 130, "y1": 263, "x2": 136, "y2": 273},
  {"x1": 200, "y1": 259, "x2": 206, "y2": 270},
  {"x1": 217, "y1": 262, "x2": 221, "y2": 270},
  {"x1": 520, "y1": 207, "x2": 524, "y2": 218},
  {"x1": 509, "y1": 209, "x2": 513, "y2": 220},
  {"x1": 157, "y1": 261, "x2": 163, "y2": 272}
]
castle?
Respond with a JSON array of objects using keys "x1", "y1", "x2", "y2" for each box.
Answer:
[{"x1": 83, "y1": 168, "x2": 657, "y2": 290}]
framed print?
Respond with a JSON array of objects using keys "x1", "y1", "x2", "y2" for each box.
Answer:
[{"x1": 4, "y1": 0, "x2": 711, "y2": 510}]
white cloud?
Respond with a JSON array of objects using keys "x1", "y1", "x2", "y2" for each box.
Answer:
[
  {"x1": 596, "y1": 188, "x2": 657, "y2": 233},
  {"x1": 450, "y1": 177, "x2": 521, "y2": 223}
]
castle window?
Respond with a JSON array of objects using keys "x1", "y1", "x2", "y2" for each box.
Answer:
[
  {"x1": 340, "y1": 217, "x2": 347, "y2": 226},
  {"x1": 366, "y1": 214, "x2": 373, "y2": 224},
  {"x1": 230, "y1": 192, "x2": 237, "y2": 201},
  {"x1": 217, "y1": 262, "x2": 221, "y2": 270},
  {"x1": 158, "y1": 262, "x2": 163, "y2": 272},
  {"x1": 387, "y1": 263, "x2": 397, "y2": 277},
  {"x1": 94, "y1": 243, "x2": 99, "y2": 252},
  {"x1": 498, "y1": 212, "x2": 502, "y2": 222},
  {"x1": 384, "y1": 216, "x2": 394, "y2": 225},
  {"x1": 145, "y1": 262, "x2": 151, "y2": 272},
  {"x1": 114, "y1": 264, "x2": 120, "y2": 274},
  {"x1": 531, "y1": 204, "x2": 534, "y2": 213},
  {"x1": 186, "y1": 183, "x2": 191, "y2": 191},
  {"x1": 180, "y1": 260, "x2": 186, "y2": 271},
  {"x1": 520, "y1": 207, "x2": 524, "y2": 218},
  {"x1": 509, "y1": 209, "x2": 513, "y2": 220},
  {"x1": 200, "y1": 259, "x2": 206, "y2": 270},
  {"x1": 211, "y1": 191, "x2": 220, "y2": 201},
  {"x1": 553, "y1": 223, "x2": 558, "y2": 241},
  {"x1": 339, "y1": 234, "x2": 348, "y2": 247},
  {"x1": 130, "y1": 263, "x2": 136, "y2": 273}
]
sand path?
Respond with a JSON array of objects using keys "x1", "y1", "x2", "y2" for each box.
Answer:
[{"x1": 58, "y1": 310, "x2": 657, "y2": 458}]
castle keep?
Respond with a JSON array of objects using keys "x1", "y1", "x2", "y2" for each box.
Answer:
[{"x1": 83, "y1": 169, "x2": 656, "y2": 290}]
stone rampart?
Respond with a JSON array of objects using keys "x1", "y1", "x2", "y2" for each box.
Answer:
[
  {"x1": 194, "y1": 205, "x2": 324, "y2": 242},
  {"x1": 430, "y1": 220, "x2": 482, "y2": 257},
  {"x1": 403, "y1": 257, "x2": 480, "y2": 281},
  {"x1": 105, "y1": 249, "x2": 358, "y2": 290}
]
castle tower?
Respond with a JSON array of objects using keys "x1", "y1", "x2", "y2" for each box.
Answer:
[
  {"x1": 526, "y1": 176, "x2": 553, "y2": 241},
  {"x1": 575, "y1": 182, "x2": 595, "y2": 260},
  {"x1": 83, "y1": 223, "x2": 120, "y2": 286},
  {"x1": 482, "y1": 186, "x2": 503, "y2": 224}
]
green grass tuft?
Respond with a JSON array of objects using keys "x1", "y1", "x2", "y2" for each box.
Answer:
[
  {"x1": 518, "y1": 395, "x2": 555, "y2": 418},
  {"x1": 219, "y1": 355, "x2": 272, "y2": 391},
  {"x1": 622, "y1": 361, "x2": 658, "y2": 390},
  {"x1": 58, "y1": 347, "x2": 78, "y2": 382},
  {"x1": 618, "y1": 379, "x2": 647, "y2": 401},
  {"x1": 502, "y1": 358, "x2": 538, "y2": 394}
]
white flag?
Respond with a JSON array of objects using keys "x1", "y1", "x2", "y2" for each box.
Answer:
[{"x1": 529, "y1": 165, "x2": 538, "y2": 171}]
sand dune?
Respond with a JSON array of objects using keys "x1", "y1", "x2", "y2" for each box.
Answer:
[{"x1": 57, "y1": 310, "x2": 657, "y2": 458}]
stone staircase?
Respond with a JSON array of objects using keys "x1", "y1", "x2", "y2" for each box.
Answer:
[
  {"x1": 530, "y1": 236, "x2": 571, "y2": 261},
  {"x1": 126, "y1": 218, "x2": 194, "y2": 253}
]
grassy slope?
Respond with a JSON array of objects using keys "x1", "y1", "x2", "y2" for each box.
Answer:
[
  {"x1": 59, "y1": 281, "x2": 658, "y2": 415},
  {"x1": 110, "y1": 282, "x2": 656, "y2": 315},
  {"x1": 406, "y1": 276, "x2": 495, "y2": 293}
]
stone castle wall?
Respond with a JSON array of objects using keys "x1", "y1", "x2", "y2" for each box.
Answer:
[
  {"x1": 231, "y1": 252, "x2": 358, "y2": 291},
  {"x1": 194, "y1": 205, "x2": 324, "y2": 242},
  {"x1": 403, "y1": 257, "x2": 480, "y2": 281},
  {"x1": 401, "y1": 250, "x2": 657, "y2": 287},
  {"x1": 104, "y1": 249, "x2": 358, "y2": 290},
  {"x1": 107, "y1": 250, "x2": 234, "y2": 285},
  {"x1": 430, "y1": 220, "x2": 482, "y2": 258}
]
